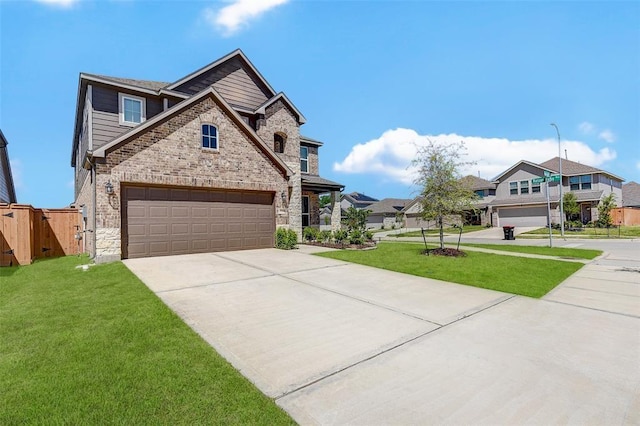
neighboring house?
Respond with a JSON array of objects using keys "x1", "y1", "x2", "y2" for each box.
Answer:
[
  {"x1": 403, "y1": 175, "x2": 495, "y2": 228},
  {"x1": 0, "y1": 129, "x2": 17, "y2": 204},
  {"x1": 489, "y1": 157, "x2": 623, "y2": 227},
  {"x1": 340, "y1": 192, "x2": 379, "y2": 211},
  {"x1": 366, "y1": 198, "x2": 412, "y2": 229},
  {"x1": 71, "y1": 49, "x2": 343, "y2": 262},
  {"x1": 622, "y1": 182, "x2": 640, "y2": 208}
]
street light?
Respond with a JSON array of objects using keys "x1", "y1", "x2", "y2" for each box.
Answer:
[{"x1": 550, "y1": 123, "x2": 564, "y2": 237}]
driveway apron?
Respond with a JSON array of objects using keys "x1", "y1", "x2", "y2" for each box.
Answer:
[{"x1": 125, "y1": 245, "x2": 639, "y2": 425}]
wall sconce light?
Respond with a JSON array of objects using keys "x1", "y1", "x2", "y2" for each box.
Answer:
[{"x1": 105, "y1": 180, "x2": 114, "y2": 195}]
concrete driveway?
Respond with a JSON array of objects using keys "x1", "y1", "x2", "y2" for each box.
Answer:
[{"x1": 125, "y1": 244, "x2": 639, "y2": 425}]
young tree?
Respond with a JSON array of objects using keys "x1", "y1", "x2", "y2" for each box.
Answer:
[
  {"x1": 319, "y1": 194, "x2": 331, "y2": 208},
  {"x1": 413, "y1": 140, "x2": 477, "y2": 250},
  {"x1": 563, "y1": 192, "x2": 580, "y2": 223},
  {"x1": 342, "y1": 206, "x2": 369, "y2": 233},
  {"x1": 597, "y1": 193, "x2": 616, "y2": 228}
]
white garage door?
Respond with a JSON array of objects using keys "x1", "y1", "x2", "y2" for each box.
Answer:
[{"x1": 498, "y1": 206, "x2": 548, "y2": 227}]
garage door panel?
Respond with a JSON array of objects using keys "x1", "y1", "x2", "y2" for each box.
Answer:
[
  {"x1": 498, "y1": 207, "x2": 547, "y2": 227},
  {"x1": 123, "y1": 186, "x2": 275, "y2": 258}
]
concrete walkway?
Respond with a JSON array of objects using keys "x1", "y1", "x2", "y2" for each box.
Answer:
[{"x1": 124, "y1": 243, "x2": 639, "y2": 425}]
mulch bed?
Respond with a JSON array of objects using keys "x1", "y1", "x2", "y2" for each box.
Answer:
[
  {"x1": 304, "y1": 241, "x2": 377, "y2": 250},
  {"x1": 423, "y1": 248, "x2": 467, "y2": 257}
]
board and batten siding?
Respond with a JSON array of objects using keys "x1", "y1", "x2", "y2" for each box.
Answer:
[
  {"x1": 0, "y1": 152, "x2": 10, "y2": 203},
  {"x1": 91, "y1": 85, "x2": 164, "y2": 150},
  {"x1": 173, "y1": 57, "x2": 271, "y2": 110}
]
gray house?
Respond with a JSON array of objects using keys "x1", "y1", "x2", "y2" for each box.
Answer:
[
  {"x1": 71, "y1": 49, "x2": 343, "y2": 262},
  {"x1": 0, "y1": 129, "x2": 17, "y2": 204},
  {"x1": 366, "y1": 198, "x2": 412, "y2": 229},
  {"x1": 489, "y1": 157, "x2": 623, "y2": 227},
  {"x1": 340, "y1": 192, "x2": 379, "y2": 211}
]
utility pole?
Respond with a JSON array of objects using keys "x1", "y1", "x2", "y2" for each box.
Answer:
[{"x1": 550, "y1": 123, "x2": 564, "y2": 237}]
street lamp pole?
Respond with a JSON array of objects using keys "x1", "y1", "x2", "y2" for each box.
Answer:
[{"x1": 550, "y1": 123, "x2": 564, "y2": 237}]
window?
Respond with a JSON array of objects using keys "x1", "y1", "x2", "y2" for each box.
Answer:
[
  {"x1": 118, "y1": 93, "x2": 146, "y2": 126},
  {"x1": 475, "y1": 190, "x2": 485, "y2": 198},
  {"x1": 509, "y1": 182, "x2": 518, "y2": 195},
  {"x1": 570, "y1": 174, "x2": 591, "y2": 191},
  {"x1": 520, "y1": 180, "x2": 529, "y2": 194},
  {"x1": 274, "y1": 134, "x2": 285, "y2": 153},
  {"x1": 532, "y1": 182, "x2": 541, "y2": 193},
  {"x1": 202, "y1": 124, "x2": 218, "y2": 150},
  {"x1": 300, "y1": 146, "x2": 309, "y2": 173},
  {"x1": 302, "y1": 195, "x2": 310, "y2": 227}
]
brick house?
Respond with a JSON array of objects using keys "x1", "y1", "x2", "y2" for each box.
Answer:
[{"x1": 71, "y1": 49, "x2": 343, "y2": 262}]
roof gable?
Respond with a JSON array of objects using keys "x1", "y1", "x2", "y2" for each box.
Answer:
[
  {"x1": 538, "y1": 157, "x2": 623, "y2": 180},
  {"x1": 167, "y1": 49, "x2": 276, "y2": 110},
  {"x1": 91, "y1": 86, "x2": 292, "y2": 178},
  {"x1": 255, "y1": 93, "x2": 306, "y2": 124},
  {"x1": 622, "y1": 181, "x2": 640, "y2": 207},
  {"x1": 491, "y1": 160, "x2": 551, "y2": 182},
  {"x1": 367, "y1": 198, "x2": 412, "y2": 214}
]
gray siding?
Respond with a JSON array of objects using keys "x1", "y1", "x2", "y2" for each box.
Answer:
[
  {"x1": 91, "y1": 84, "x2": 164, "y2": 150},
  {"x1": 495, "y1": 163, "x2": 557, "y2": 199},
  {"x1": 174, "y1": 57, "x2": 271, "y2": 110},
  {"x1": 0, "y1": 152, "x2": 10, "y2": 203}
]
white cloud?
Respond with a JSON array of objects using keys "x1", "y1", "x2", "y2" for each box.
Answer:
[
  {"x1": 205, "y1": 0, "x2": 289, "y2": 36},
  {"x1": 578, "y1": 121, "x2": 595, "y2": 134},
  {"x1": 9, "y1": 159, "x2": 24, "y2": 191},
  {"x1": 598, "y1": 129, "x2": 616, "y2": 143},
  {"x1": 333, "y1": 128, "x2": 617, "y2": 185},
  {"x1": 34, "y1": 0, "x2": 79, "y2": 8}
]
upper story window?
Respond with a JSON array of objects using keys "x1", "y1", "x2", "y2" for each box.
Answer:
[
  {"x1": 531, "y1": 181, "x2": 541, "y2": 193},
  {"x1": 509, "y1": 182, "x2": 518, "y2": 195},
  {"x1": 118, "y1": 93, "x2": 146, "y2": 126},
  {"x1": 569, "y1": 174, "x2": 591, "y2": 191},
  {"x1": 202, "y1": 124, "x2": 218, "y2": 150},
  {"x1": 520, "y1": 180, "x2": 529, "y2": 194},
  {"x1": 300, "y1": 146, "x2": 309, "y2": 173},
  {"x1": 274, "y1": 134, "x2": 285, "y2": 153}
]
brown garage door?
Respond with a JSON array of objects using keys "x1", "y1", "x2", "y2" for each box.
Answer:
[{"x1": 122, "y1": 186, "x2": 275, "y2": 259}]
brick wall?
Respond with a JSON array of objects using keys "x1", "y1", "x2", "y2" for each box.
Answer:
[{"x1": 93, "y1": 94, "x2": 292, "y2": 261}]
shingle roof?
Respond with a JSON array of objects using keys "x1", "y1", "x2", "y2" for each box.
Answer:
[
  {"x1": 460, "y1": 175, "x2": 496, "y2": 190},
  {"x1": 622, "y1": 181, "x2": 640, "y2": 207},
  {"x1": 301, "y1": 175, "x2": 344, "y2": 192},
  {"x1": 345, "y1": 192, "x2": 378, "y2": 203},
  {"x1": 367, "y1": 198, "x2": 412, "y2": 214},
  {"x1": 89, "y1": 73, "x2": 170, "y2": 91},
  {"x1": 538, "y1": 157, "x2": 617, "y2": 177}
]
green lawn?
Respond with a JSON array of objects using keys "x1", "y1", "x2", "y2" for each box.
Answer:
[
  {"x1": 459, "y1": 243, "x2": 602, "y2": 260},
  {"x1": 0, "y1": 256, "x2": 293, "y2": 425},
  {"x1": 391, "y1": 225, "x2": 485, "y2": 237},
  {"x1": 521, "y1": 225, "x2": 640, "y2": 238},
  {"x1": 317, "y1": 242, "x2": 584, "y2": 298}
]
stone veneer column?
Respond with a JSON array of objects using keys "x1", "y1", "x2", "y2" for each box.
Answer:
[{"x1": 330, "y1": 191, "x2": 342, "y2": 232}]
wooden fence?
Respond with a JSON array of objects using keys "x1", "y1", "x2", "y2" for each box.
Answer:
[
  {"x1": 0, "y1": 204, "x2": 81, "y2": 266},
  {"x1": 611, "y1": 207, "x2": 640, "y2": 226}
]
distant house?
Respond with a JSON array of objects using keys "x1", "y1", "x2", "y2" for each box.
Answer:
[
  {"x1": 340, "y1": 192, "x2": 379, "y2": 211},
  {"x1": 622, "y1": 182, "x2": 640, "y2": 208},
  {"x1": 489, "y1": 157, "x2": 623, "y2": 227},
  {"x1": 366, "y1": 198, "x2": 412, "y2": 229},
  {"x1": 0, "y1": 129, "x2": 17, "y2": 204}
]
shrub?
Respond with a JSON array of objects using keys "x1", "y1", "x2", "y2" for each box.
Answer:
[
  {"x1": 333, "y1": 229, "x2": 348, "y2": 245},
  {"x1": 364, "y1": 230, "x2": 374, "y2": 241},
  {"x1": 275, "y1": 228, "x2": 298, "y2": 250},
  {"x1": 303, "y1": 227, "x2": 319, "y2": 242},
  {"x1": 349, "y1": 229, "x2": 363, "y2": 245},
  {"x1": 319, "y1": 230, "x2": 332, "y2": 243}
]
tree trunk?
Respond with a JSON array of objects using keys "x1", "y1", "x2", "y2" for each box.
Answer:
[{"x1": 438, "y1": 216, "x2": 444, "y2": 249}]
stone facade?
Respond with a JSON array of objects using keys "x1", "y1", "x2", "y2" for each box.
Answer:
[{"x1": 74, "y1": 172, "x2": 94, "y2": 257}]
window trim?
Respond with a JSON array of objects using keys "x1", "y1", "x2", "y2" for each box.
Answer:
[
  {"x1": 201, "y1": 123, "x2": 219, "y2": 151},
  {"x1": 300, "y1": 146, "x2": 309, "y2": 174},
  {"x1": 509, "y1": 181, "x2": 518, "y2": 195},
  {"x1": 118, "y1": 93, "x2": 146, "y2": 126},
  {"x1": 301, "y1": 195, "x2": 310, "y2": 227}
]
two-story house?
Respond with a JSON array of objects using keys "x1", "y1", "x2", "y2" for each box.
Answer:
[
  {"x1": 71, "y1": 49, "x2": 343, "y2": 262},
  {"x1": 489, "y1": 157, "x2": 623, "y2": 227}
]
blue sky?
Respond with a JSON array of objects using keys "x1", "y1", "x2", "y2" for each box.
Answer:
[{"x1": 1, "y1": 0, "x2": 638, "y2": 207}]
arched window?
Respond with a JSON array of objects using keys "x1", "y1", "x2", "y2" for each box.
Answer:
[
  {"x1": 202, "y1": 124, "x2": 218, "y2": 150},
  {"x1": 274, "y1": 133, "x2": 285, "y2": 153}
]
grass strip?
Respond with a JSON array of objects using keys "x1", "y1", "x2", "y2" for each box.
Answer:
[
  {"x1": 0, "y1": 256, "x2": 293, "y2": 425},
  {"x1": 316, "y1": 242, "x2": 583, "y2": 298},
  {"x1": 458, "y1": 243, "x2": 601, "y2": 260},
  {"x1": 391, "y1": 225, "x2": 485, "y2": 237}
]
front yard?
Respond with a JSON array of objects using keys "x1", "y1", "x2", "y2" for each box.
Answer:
[
  {"x1": 317, "y1": 242, "x2": 589, "y2": 298},
  {"x1": 0, "y1": 256, "x2": 293, "y2": 425},
  {"x1": 520, "y1": 225, "x2": 640, "y2": 238}
]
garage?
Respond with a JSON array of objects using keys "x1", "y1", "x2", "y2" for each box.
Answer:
[
  {"x1": 497, "y1": 206, "x2": 548, "y2": 227},
  {"x1": 122, "y1": 185, "x2": 274, "y2": 259}
]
